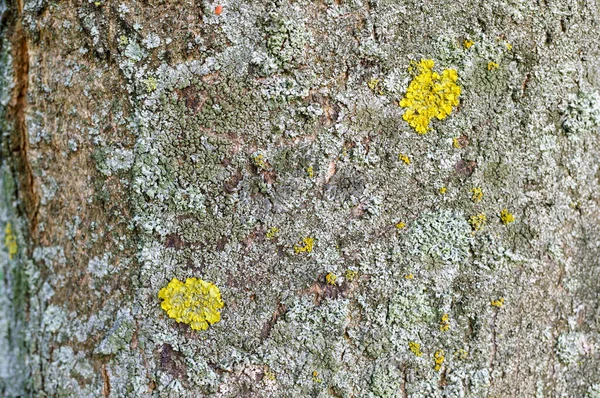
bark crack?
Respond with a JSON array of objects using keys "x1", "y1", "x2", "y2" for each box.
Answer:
[
  {"x1": 488, "y1": 310, "x2": 499, "y2": 389},
  {"x1": 260, "y1": 302, "x2": 287, "y2": 340},
  {"x1": 101, "y1": 363, "x2": 111, "y2": 397},
  {"x1": 400, "y1": 367, "x2": 408, "y2": 398},
  {"x1": 6, "y1": 0, "x2": 39, "y2": 238}
]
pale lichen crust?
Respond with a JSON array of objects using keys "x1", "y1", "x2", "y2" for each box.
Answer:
[{"x1": 12, "y1": 0, "x2": 600, "y2": 395}]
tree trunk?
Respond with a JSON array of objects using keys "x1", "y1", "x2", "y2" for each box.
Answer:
[{"x1": 1, "y1": 0, "x2": 600, "y2": 396}]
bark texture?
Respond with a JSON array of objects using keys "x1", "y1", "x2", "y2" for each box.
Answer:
[{"x1": 1, "y1": 0, "x2": 600, "y2": 396}]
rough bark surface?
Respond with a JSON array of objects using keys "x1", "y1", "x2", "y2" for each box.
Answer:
[{"x1": 1, "y1": 0, "x2": 600, "y2": 396}]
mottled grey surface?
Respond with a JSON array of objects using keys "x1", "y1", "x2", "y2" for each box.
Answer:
[{"x1": 1, "y1": 0, "x2": 600, "y2": 396}]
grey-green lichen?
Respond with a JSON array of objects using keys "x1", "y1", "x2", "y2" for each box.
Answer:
[
  {"x1": 560, "y1": 90, "x2": 600, "y2": 135},
  {"x1": 94, "y1": 309, "x2": 135, "y2": 355},
  {"x1": 405, "y1": 210, "x2": 472, "y2": 267},
  {"x1": 264, "y1": 11, "x2": 312, "y2": 72},
  {"x1": 0, "y1": 164, "x2": 28, "y2": 395},
  {"x1": 556, "y1": 332, "x2": 587, "y2": 365},
  {"x1": 589, "y1": 384, "x2": 600, "y2": 398},
  {"x1": 3, "y1": 0, "x2": 600, "y2": 396},
  {"x1": 107, "y1": 11, "x2": 600, "y2": 395}
]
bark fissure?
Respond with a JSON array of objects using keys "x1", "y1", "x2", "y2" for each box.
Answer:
[
  {"x1": 6, "y1": 0, "x2": 38, "y2": 239},
  {"x1": 101, "y1": 363, "x2": 110, "y2": 397}
]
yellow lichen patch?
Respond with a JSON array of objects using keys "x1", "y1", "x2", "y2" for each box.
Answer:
[
  {"x1": 404, "y1": 273, "x2": 414, "y2": 280},
  {"x1": 367, "y1": 78, "x2": 379, "y2": 90},
  {"x1": 439, "y1": 187, "x2": 447, "y2": 195},
  {"x1": 252, "y1": 153, "x2": 269, "y2": 170},
  {"x1": 491, "y1": 297, "x2": 505, "y2": 308},
  {"x1": 263, "y1": 369, "x2": 276, "y2": 381},
  {"x1": 409, "y1": 341, "x2": 422, "y2": 356},
  {"x1": 398, "y1": 154, "x2": 411, "y2": 165},
  {"x1": 471, "y1": 187, "x2": 483, "y2": 203},
  {"x1": 294, "y1": 237, "x2": 314, "y2": 254},
  {"x1": 505, "y1": 42, "x2": 513, "y2": 51},
  {"x1": 367, "y1": 77, "x2": 384, "y2": 95},
  {"x1": 464, "y1": 39, "x2": 474, "y2": 49},
  {"x1": 452, "y1": 137, "x2": 460, "y2": 148},
  {"x1": 4, "y1": 222, "x2": 17, "y2": 260},
  {"x1": 144, "y1": 77, "x2": 158, "y2": 93},
  {"x1": 345, "y1": 269, "x2": 357, "y2": 281},
  {"x1": 312, "y1": 371, "x2": 322, "y2": 383},
  {"x1": 500, "y1": 209, "x2": 514, "y2": 225},
  {"x1": 395, "y1": 222, "x2": 406, "y2": 229},
  {"x1": 325, "y1": 272, "x2": 337, "y2": 285},
  {"x1": 306, "y1": 166, "x2": 314, "y2": 178},
  {"x1": 399, "y1": 59, "x2": 461, "y2": 134},
  {"x1": 158, "y1": 277, "x2": 224, "y2": 331},
  {"x1": 433, "y1": 350, "x2": 445, "y2": 371},
  {"x1": 440, "y1": 313, "x2": 450, "y2": 332},
  {"x1": 468, "y1": 213, "x2": 486, "y2": 231},
  {"x1": 454, "y1": 348, "x2": 468, "y2": 360},
  {"x1": 487, "y1": 61, "x2": 499, "y2": 71},
  {"x1": 266, "y1": 227, "x2": 279, "y2": 240}
]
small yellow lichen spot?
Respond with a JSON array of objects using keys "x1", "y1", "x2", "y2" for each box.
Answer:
[
  {"x1": 294, "y1": 237, "x2": 314, "y2": 254},
  {"x1": 367, "y1": 78, "x2": 379, "y2": 90},
  {"x1": 409, "y1": 341, "x2": 423, "y2": 357},
  {"x1": 312, "y1": 371, "x2": 322, "y2": 383},
  {"x1": 253, "y1": 153, "x2": 268, "y2": 170},
  {"x1": 266, "y1": 227, "x2": 279, "y2": 240},
  {"x1": 452, "y1": 137, "x2": 460, "y2": 148},
  {"x1": 395, "y1": 222, "x2": 406, "y2": 229},
  {"x1": 144, "y1": 77, "x2": 158, "y2": 93},
  {"x1": 306, "y1": 166, "x2": 314, "y2": 178},
  {"x1": 405, "y1": 273, "x2": 414, "y2": 280},
  {"x1": 505, "y1": 42, "x2": 513, "y2": 51},
  {"x1": 399, "y1": 59, "x2": 461, "y2": 134},
  {"x1": 158, "y1": 277, "x2": 224, "y2": 331},
  {"x1": 455, "y1": 348, "x2": 469, "y2": 360},
  {"x1": 118, "y1": 35, "x2": 129, "y2": 46},
  {"x1": 5, "y1": 222, "x2": 17, "y2": 260},
  {"x1": 491, "y1": 297, "x2": 505, "y2": 308},
  {"x1": 471, "y1": 187, "x2": 483, "y2": 203},
  {"x1": 500, "y1": 209, "x2": 515, "y2": 225},
  {"x1": 325, "y1": 272, "x2": 337, "y2": 285},
  {"x1": 433, "y1": 350, "x2": 445, "y2": 371},
  {"x1": 398, "y1": 154, "x2": 411, "y2": 165},
  {"x1": 464, "y1": 39, "x2": 475, "y2": 49},
  {"x1": 440, "y1": 313, "x2": 450, "y2": 332},
  {"x1": 468, "y1": 213, "x2": 486, "y2": 231},
  {"x1": 439, "y1": 187, "x2": 447, "y2": 195},
  {"x1": 487, "y1": 61, "x2": 499, "y2": 71},
  {"x1": 368, "y1": 78, "x2": 384, "y2": 95},
  {"x1": 264, "y1": 369, "x2": 276, "y2": 381},
  {"x1": 345, "y1": 269, "x2": 357, "y2": 281}
]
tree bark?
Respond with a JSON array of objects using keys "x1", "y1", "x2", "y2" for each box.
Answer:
[{"x1": 1, "y1": 0, "x2": 600, "y2": 396}]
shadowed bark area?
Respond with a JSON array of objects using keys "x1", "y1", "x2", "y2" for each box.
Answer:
[{"x1": 1, "y1": 0, "x2": 600, "y2": 397}]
